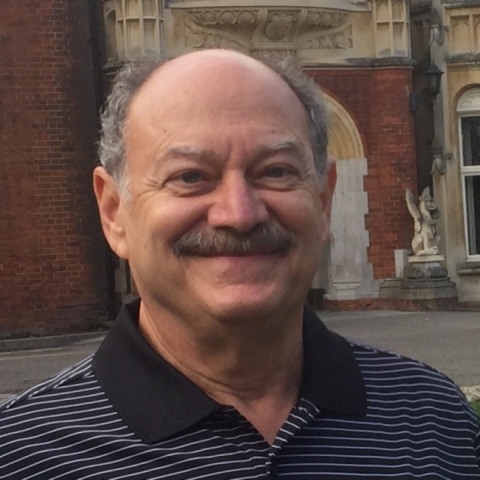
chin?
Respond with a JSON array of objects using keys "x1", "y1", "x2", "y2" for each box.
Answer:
[{"x1": 198, "y1": 285, "x2": 295, "y2": 323}]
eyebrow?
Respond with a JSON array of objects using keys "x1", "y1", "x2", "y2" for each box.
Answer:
[
  {"x1": 252, "y1": 139, "x2": 305, "y2": 160},
  {"x1": 158, "y1": 145, "x2": 215, "y2": 163},
  {"x1": 158, "y1": 139, "x2": 305, "y2": 164}
]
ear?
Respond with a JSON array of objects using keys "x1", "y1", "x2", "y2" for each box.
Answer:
[
  {"x1": 319, "y1": 158, "x2": 337, "y2": 222},
  {"x1": 93, "y1": 166, "x2": 129, "y2": 260}
]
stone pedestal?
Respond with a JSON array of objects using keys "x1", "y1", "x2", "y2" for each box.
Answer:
[
  {"x1": 378, "y1": 255, "x2": 458, "y2": 310},
  {"x1": 399, "y1": 255, "x2": 457, "y2": 301},
  {"x1": 378, "y1": 278, "x2": 402, "y2": 298}
]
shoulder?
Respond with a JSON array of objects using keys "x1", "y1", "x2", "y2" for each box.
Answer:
[
  {"x1": 1, "y1": 355, "x2": 93, "y2": 406},
  {"x1": 0, "y1": 355, "x2": 98, "y2": 427},
  {"x1": 0, "y1": 355, "x2": 132, "y2": 479},
  {"x1": 350, "y1": 340, "x2": 465, "y2": 397},
  {"x1": 349, "y1": 340, "x2": 479, "y2": 429}
]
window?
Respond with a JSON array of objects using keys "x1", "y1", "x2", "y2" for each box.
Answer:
[{"x1": 458, "y1": 89, "x2": 480, "y2": 260}]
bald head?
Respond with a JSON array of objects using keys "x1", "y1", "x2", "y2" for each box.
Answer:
[
  {"x1": 131, "y1": 50, "x2": 292, "y2": 114},
  {"x1": 146, "y1": 49, "x2": 277, "y2": 85},
  {"x1": 98, "y1": 50, "x2": 329, "y2": 187},
  {"x1": 127, "y1": 51, "x2": 311, "y2": 161}
]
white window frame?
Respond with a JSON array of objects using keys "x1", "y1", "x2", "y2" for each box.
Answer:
[{"x1": 457, "y1": 92, "x2": 480, "y2": 262}]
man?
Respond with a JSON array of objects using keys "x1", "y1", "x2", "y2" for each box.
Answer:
[{"x1": 0, "y1": 50, "x2": 479, "y2": 479}]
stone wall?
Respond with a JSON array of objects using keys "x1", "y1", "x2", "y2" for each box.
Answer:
[{"x1": 428, "y1": 1, "x2": 480, "y2": 303}]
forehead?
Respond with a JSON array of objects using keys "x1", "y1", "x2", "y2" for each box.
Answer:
[{"x1": 127, "y1": 52, "x2": 310, "y2": 133}]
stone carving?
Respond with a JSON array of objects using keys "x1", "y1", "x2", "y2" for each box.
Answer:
[
  {"x1": 184, "y1": 9, "x2": 259, "y2": 48},
  {"x1": 264, "y1": 11, "x2": 298, "y2": 42},
  {"x1": 182, "y1": 7, "x2": 352, "y2": 51},
  {"x1": 449, "y1": 13, "x2": 480, "y2": 55},
  {"x1": 457, "y1": 88, "x2": 480, "y2": 112},
  {"x1": 189, "y1": 9, "x2": 257, "y2": 27},
  {"x1": 306, "y1": 10, "x2": 349, "y2": 29},
  {"x1": 185, "y1": 25, "x2": 245, "y2": 49},
  {"x1": 451, "y1": 16, "x2": 470, "y2": 29},
  {"x1": 430, "y1": 137, "x2": 452, "y2": 176},
  {"x1": 251, "y1": 50, "x2": 295, "y2": 62},
  {"x1": 406, "y1": 187, "x2": 441, "y2": 256},
  {"x1": 301, "y1": 25, "x2": 352, "y2": 50}
]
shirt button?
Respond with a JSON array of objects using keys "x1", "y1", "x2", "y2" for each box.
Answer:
[{"x1": 267, "y1": 461, "x2": 279, "y2": 478}]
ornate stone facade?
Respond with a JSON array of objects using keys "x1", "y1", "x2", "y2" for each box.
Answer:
[
  {"x1": 102, "y1": 1, "x2": 411, "y2": 65},
  {"x1": 178, "y1": 7, "x2": 353, "y2": 53}
]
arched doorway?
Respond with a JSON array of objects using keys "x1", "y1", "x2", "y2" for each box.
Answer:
[{"x1": 312, "y1": 94, "x2": 378, "y2": 300}]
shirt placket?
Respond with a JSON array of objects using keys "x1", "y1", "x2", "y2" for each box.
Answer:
[{"x1": 264, "y1": 398, "x2": 320, "y2": 478}]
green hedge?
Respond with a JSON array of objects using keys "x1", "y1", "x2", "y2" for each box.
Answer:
[{"x1": 471, "y1": 400, "x2": 480, "y2": 417}]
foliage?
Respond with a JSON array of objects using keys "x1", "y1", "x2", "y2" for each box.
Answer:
[{"x1": 471, "y1": 400, "x2": 480, "y2": 417}]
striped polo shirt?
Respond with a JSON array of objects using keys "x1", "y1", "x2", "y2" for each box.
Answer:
[{"x1": 1, "y1": 299, "x2": 479, "y2": 479}]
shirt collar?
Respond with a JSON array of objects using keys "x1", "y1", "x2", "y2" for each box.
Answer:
[{"x1": 93, "y1": 298, "x2": 366, "y2": 444}]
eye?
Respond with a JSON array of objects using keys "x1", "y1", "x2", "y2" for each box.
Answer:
[
  {"x1": 251, "y1": 162, "x2": 301, "y2": 190},
  {"x1": 265, "y1": 166, "x2": 289, "y2": 178},
  {"x1": 179, "y1": 171, "x2": 202, "y2": 184},
  {"x1": 165, "y1": 169, "x2": 216, "y2": 196}
]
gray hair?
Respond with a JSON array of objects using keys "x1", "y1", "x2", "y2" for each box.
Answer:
[{"x1": 98, "y1": 53, "x2": 329, "y2": 187}]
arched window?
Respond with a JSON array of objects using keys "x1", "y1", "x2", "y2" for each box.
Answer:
[{"x1": 457, "y1": 88, "x2": 480, "y2": 259}]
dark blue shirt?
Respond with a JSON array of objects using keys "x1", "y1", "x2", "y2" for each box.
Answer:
[{"x1": 1, "y1": 299, "x2": 479, "y2": 479}]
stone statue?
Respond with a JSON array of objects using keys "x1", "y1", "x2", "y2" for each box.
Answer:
[{"x1": 405, "y1": 187, "x2": 441, "y2": 256}]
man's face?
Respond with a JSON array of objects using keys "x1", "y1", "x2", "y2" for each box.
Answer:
[{"x1": 96, "y1": 53, "x2": 335, "y2": 324}]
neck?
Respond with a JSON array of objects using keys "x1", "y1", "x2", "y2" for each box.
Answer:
[{"x1": 139, "y1": 301, "x2": 304, "y2": 444}]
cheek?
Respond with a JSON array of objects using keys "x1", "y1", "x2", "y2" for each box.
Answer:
[
  {"x1": 267, "y1": 192, "x2": 323, "y2": 237},
  {"x1": 134, "y1": 197, "x2": 210, "y2": 249}
]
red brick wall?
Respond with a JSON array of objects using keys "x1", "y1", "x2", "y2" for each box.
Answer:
[
  {"x1": 308, "y1": 68, "x2": 417, "y2": 280},
  {"x1": 0, "y1": 0, "x2": 108, "y2": 334}
]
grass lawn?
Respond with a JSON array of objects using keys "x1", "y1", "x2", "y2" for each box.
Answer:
[{"x1": 471, "y1": 400, "x2": 480, "y2": 417}]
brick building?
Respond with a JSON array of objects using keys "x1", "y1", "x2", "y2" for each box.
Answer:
[
  {"x1": 0, "y1": 0, "x2": 110, "y2": 335},
  {"x1": 1, "y1": 0, "x2": 476, "y2": 335}
]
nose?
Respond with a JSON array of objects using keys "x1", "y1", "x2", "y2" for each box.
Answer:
[{"x1": 207, "y1": 172, "x2": 269, "y2": 233}]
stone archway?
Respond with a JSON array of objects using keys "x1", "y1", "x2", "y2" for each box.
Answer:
[
  {"x1": 313, "y1": 95, "x2": 378, "y2": 300},
  {"x1": 327, "y1": 95, "x2": 364, "y2": 161}
]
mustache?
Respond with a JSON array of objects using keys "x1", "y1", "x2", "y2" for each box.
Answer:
[{"x1": 172, "y1": 222, "x2": 298, "y2": 257}]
